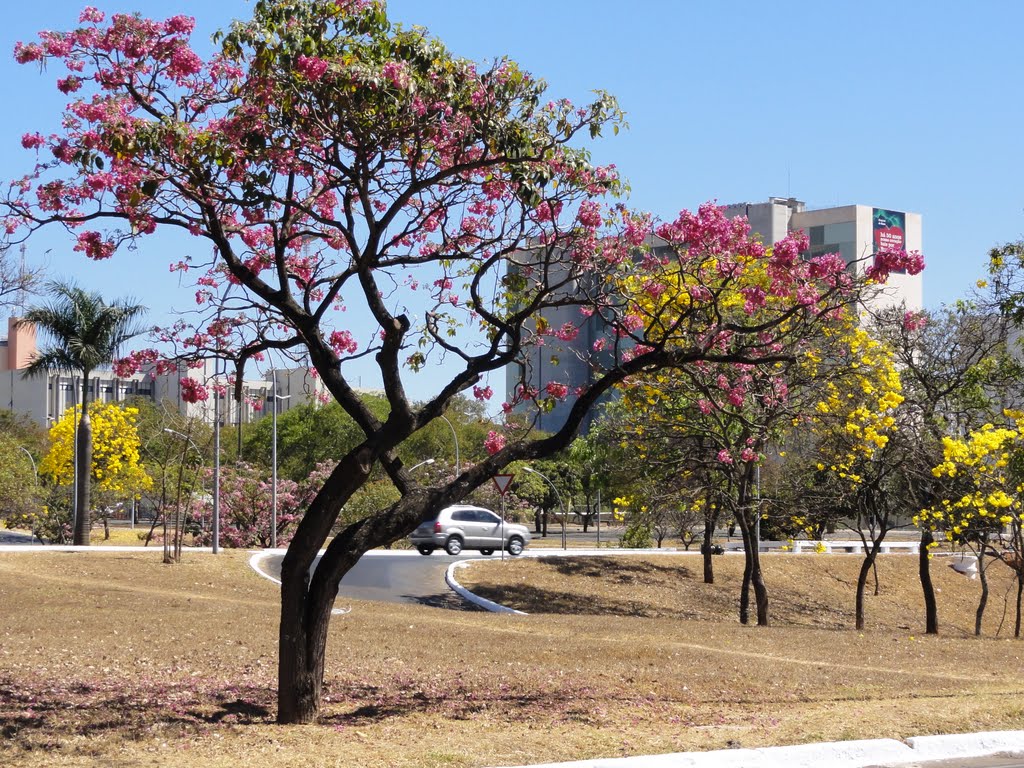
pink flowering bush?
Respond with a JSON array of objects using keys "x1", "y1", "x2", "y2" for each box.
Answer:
[{"x1": 188, "y1": 461, "x2": 314, "y2": 548}]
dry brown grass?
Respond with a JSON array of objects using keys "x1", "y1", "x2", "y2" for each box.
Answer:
[{"x1": 1, "y1": 550, "x2": 1024, "y2": 767}]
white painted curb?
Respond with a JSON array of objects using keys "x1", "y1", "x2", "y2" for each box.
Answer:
[
  {"x1": 446, "y1": 560, "x2": 527, "y2": 615},
  {"x1": 247, "y1": 550, "x2": 352, "y2": 616},
  {"x1": 905, "y1": 730, "x2": 1024, "y2": 760},
  {"x1": 492, "y1": 731, "x2": 1024, "y2": 768}
]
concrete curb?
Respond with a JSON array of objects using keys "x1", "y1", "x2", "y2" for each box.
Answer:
[
  {"x1": 445, "y1": 559, "x2": 527, "y2": 615},
  {"x1": 905, "y1": 730, "x2": 1024, "y2": 761},
  {"x1": 493, "y1": 731, "x2": 1024, "y2": 768},
  {"x1": 247, "y1": 550, "x2": 351, "y2": 615}
]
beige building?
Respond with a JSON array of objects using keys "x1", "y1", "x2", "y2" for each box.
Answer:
[{"x1": 0, "y1": 317, "x2": 328, "y2": 427}]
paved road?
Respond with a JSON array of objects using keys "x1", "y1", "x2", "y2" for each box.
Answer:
[
  {"x1": 261, "y1": 550, "x2": 492, "y2": 610},
  {"x1": 0, "y1": 530, "x2": 41, "y2": 545}
]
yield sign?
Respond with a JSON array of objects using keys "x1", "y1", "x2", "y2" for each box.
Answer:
[{"x1": 491, "y1": 473, "x2": 514, "y2": 496}]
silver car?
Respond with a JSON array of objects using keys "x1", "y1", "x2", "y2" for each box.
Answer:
[{"x1": 411, "y1": 505, "x2": 531, "y2": 556}]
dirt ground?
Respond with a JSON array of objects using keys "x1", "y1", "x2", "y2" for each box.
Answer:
[{"x1": 1, "y1": 549, "x2": 1022, "y2": 767}]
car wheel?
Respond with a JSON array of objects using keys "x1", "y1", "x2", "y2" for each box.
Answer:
[
  {"x1": 417, "y1": 545, "x2": 435, "y2": 556},
  {"x1": 479, "y1": 548, "x2": 494, "y2": 556},
  {"x1": 444, "y1": 536, "x2": 464, "y2": 556},
  {"x1": 507, "y1": 536, "x2": 525, "y2": 556}
]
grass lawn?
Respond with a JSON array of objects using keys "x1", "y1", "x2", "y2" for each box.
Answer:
[{"x1": 1, "y1": 549, "x2": 1023, "y2": 767}]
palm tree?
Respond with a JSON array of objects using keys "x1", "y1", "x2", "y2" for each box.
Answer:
[{"x1": 20, "y1": 281, "x2": 146, "y2": 545}]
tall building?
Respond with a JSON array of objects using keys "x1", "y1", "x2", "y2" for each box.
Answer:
[
  {"x1": 722, "y1": 197, "x2": 923, "y2": 314},
  {"x1": 509, "y1": 198, "x2": 925, "y2": 433}
]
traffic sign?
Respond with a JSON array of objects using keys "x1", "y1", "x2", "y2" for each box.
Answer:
[{"x1": 492, "y1": 473, "x2": 514, "y2": 496}]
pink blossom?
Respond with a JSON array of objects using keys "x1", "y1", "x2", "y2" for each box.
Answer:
[
  {"x1": 620, "y1": 314, "x2": 644, "y2": 333},
  {"x1": 740, "y1": 448, "x2": 757, "y2": 462},
  {"x1": 740, "y1": 286, "x2": 766, "y2": 314},
  {"x1": 577, "y1": 201, "x2": 602, "y2": 229},
  {"x1": 903, "y1": 310, "x2": 928, "y2": 331},
  {"x1": 472, "y1": 385, "x2": 493, "y2": 401},
  {"x1": 545, "y1": 381, "x2": 569, "y2": 400},
  {"x1": 180, "y1": 377, "x2": 209, "y2": 403},
  {"x1": 79, "y1": 7, "x2": 106, "y2": 23},
  {"x1": 328, "y1": 330, "x2": 358, "y2": 355},
  {"x1": 73, "y1": 231, "x2": 116, "y2": 260},
  {"x1": 867, "y1": 249, "x2": 925, "y2": 282},
  {"x1": 717, "y1": 449, "x2": 734, "y2": 465},
  {"x1": 534, "y1": 200, "x2": 563, "y2": 222},
  {"x1": 553, "y1": 323, "x2": 579, "y2": 342},
  {"x1": 484, "y1": 430, "x2": 506, "y2": 455},
  {"x1": 296, "y1": 55, "x2": 329, "y2": 82},
  {"x1": 20, "y1": 133, "x2": 45, "y2": 150},
  {"x1": 57, "y1": 76, "x2": 82, "y2": 94},
  {"x1": 168, "y1": 47, "x2": 203, "y2": 80},
  {"x1": 13, "y1": 42, "x2": 43, "y2": 64},
  {"x1": 697, "y1": 399, "x2": 713, "y2": 415},
  {"x1": 165, "y1": 15, "x2": 196, "y2": 35},
  {"x1": 381, "y1": 61, "x2": 410, "y2": 89}
]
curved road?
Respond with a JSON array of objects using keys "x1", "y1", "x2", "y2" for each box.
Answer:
[{"x1": 260, "y1": 549, "x2": 491, "y2": 609}]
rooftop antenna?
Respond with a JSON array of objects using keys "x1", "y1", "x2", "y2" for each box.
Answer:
[{"x1": 17, "y1": 243, "x2": 28, "y2": 314}]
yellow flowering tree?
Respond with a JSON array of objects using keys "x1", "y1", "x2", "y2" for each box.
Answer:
[
  {"x1": 609, "y1": 237, "x2": 865, "y2": 625},
  {"x1": 802, "y1": 324, "x2": 906, "y2": 630},
  {"x1": 41, "y1": 402, "x2": 153, "y2": 531},
  {"x1": 919, "y1": 419, "x2": 1024, "y2": 636}
]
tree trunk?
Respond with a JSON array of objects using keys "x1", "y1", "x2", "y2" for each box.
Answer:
[
  {"x1": 749, "y1": 537, "x2": 769, "y2": 626},
  {"x1": 702, "y1": 511, "x2": 715, "y2": 584},
  {"x1": 919, "y1": 529, "x2": 938, "y2": 634},
  {"x1": 855, "y1": 547, "x2": 879, "y2": 631},
  {"x1": 73, "y1": 376, "x2": 92, "y2": 546},
  {"x1": 975, "y1": 549, "x2": 989, "y2": 637},
  {"x1": 277, "y1": 559, "x2": 332, "y2": 724},
  {"x1": 739, "y1": 521, "x2": 752, "y2": 625},
  {"x1": 1015, "y1": 572, "x2": 1023, "y2": 639}
]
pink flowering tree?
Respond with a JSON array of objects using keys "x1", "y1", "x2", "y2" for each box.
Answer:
[
  {"x1": 3, "y1": 1, "x2": 913, "y2": 723},
  {"x1": 188, "y1": 461, "x2": 305, "y2": 549}
]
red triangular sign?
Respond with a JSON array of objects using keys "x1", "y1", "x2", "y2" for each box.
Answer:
[{"x1": 492, "y1": 473, "x2": 514, "y2": 496}]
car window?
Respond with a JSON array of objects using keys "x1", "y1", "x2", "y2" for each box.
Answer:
[
  {"x1": 450, "y1": 510, "x2": 474, "y2": 522},
  {"x1": 477, "y1": 511, "x2": 501, "y2": 524}
]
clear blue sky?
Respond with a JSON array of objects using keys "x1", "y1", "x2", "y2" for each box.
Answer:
[{"x1": 2, "y1": 1, "x2": 1022, "y2": 395}]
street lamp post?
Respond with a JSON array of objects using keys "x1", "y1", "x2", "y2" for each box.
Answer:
[
  {"x1": 212, "y1": 363, "x2": 222, "y2": 555},
  {"x1": 439, "y1": 415, "x2": 460, "y2": 475},
  {"x1": 18, "y1": 446, "x2": 37, "y2": 484},
  {"x1": 409, "y1": 458, "x2": 435, "y2": 473},
  {"x1": 269, "y1": 369, "x2": 291, "y2": 550},
  {"x1": 523, "y1": 466, "x2": 566, "y2": 550}
]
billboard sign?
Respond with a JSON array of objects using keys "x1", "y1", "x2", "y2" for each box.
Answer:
[{"x1": 873, "y1": 208, "x2": 906, "y2": 253}]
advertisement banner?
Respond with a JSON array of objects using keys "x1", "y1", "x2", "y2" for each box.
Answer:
[{"x1": 873, "y1": 208, "x2": 906, "y2": 253}]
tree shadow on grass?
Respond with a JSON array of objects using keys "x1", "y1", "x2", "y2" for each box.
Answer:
[
  {"x1": 540, "y1": 555, "x2": 693, "y2": 583},
  {"x1": 0, "y1": 677, "x2": 278, "y2": 745}
]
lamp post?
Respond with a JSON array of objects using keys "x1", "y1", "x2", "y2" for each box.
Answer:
[
  {"x1": 410, "y1": 458, "x2": 435, "y2": 473},
  {"x1": 212, "y1": 363, "x2": 222, "y2": 555},
  {"x1": 18, "y1": 446, "x2": 37, "y2": 484},
  {"x1": 269, "y1": 369, "x2": 291, "y2": 550},
  {"x1": 523, "y1": 466, "x2": 566, "y2": 550},
  {"x1": 439, "y1": 415, "x2": 460, "y2": 475}
]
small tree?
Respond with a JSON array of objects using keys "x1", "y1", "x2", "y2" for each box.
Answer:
[{"x1": 40, "y1": 401, "x2": 153, "y2": 543}]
